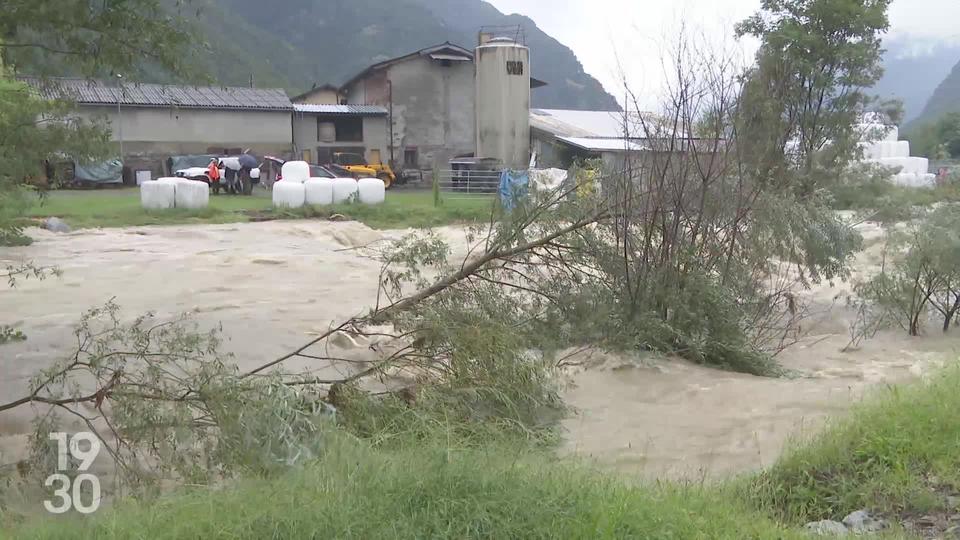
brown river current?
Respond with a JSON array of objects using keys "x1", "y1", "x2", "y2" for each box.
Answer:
[{"x1": 1, "y1": 219, "x2": 957, "y2": 481}]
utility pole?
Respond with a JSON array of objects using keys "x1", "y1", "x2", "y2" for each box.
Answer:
[{"x1": 116, "y1": 74, "x2": 124, "y2": 165}]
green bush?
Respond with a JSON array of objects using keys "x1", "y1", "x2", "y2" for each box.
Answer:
[{"x1": 748, "y1": 364, "x2": 960, "y2": 523}]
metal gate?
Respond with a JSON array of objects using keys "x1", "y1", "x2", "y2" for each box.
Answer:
[{"x1": 433, "y1": 169, "x2": 501, "y2": 200}]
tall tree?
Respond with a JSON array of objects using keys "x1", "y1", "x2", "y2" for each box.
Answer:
[
  {"x1": 736, "y1": 0, "x2": 891, "y2": 195},
  {"x1": 0, "y1": 0, "x2": 200, "y2": 244},
  {"x1": 1, "y1": 0, "x2": 200, "y2": 77}
]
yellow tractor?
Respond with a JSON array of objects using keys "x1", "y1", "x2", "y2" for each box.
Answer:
[{"x1": 331, "y1": 152, "x2": 398, "y2": 189}]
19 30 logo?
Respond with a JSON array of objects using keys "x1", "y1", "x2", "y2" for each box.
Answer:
[{"x1": 43, "y1": 432, "x2": 102, "y2": 514}]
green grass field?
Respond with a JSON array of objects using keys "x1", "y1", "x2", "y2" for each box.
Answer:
[
  {"x1": 749, "y1": 364, "x2": 960, "y2": 526},
  {"x1": 25, "y1": 188, "x2": 497, "y2": 230},
  {"x1": 12, "y1": 437, "x2": 804, "y2": 540}
]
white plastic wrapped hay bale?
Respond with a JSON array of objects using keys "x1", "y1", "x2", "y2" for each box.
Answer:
[
  {"x1": 281, "y1": 161, "x2": 310, "y2": 183},
  {"x1": 894, "y1": 140, "x2": 910, "y2": 158},
  {"x1": 357, "y1": 177, "x2": 386, "y2": 205},
  {"x1": 174, "y1": 179, "x2": 209, "y2": 209},
  {"x1": 893, "y1": 173, "x2": 916, "y2": 187},
  {"x1": 919, "y1": 173, "x2": 937, "y2": 188},
  {"x1": 884, "y1": 141, "x2": 907, "y2": 158},
  {"x1": 141, "y1": 180, "x2": 175, "y2": 210},
  {"x1": 304, "y1": 178, "x2": 334, "y2": 205},
  {"x1": 879, "y1": 157, "x2": 908, "y2": 172},
  {"x1": 873, "y1": 141, "x2": 890, "y2": 158},
  {"x1": 332, "y1": 177, "x2": 359, "y2": 204},
  {"x1": 884, "y1": 125, "x2": 899, "y2": 142},
  {"x1": 862, "y1": 142, "x2": 882, "y2": 160},
  {"x1": 893, "y1": 157, "x2": 923, "y2": 175},
  {"x1": 273, "y1": 181, "x2": 305, "y2": 209}
]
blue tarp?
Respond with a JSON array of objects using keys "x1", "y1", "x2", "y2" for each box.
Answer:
[{"x1": 498, "y1": 170, "x2": 529, "y2": 211}]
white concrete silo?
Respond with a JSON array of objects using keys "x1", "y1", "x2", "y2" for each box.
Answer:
[{"x1": 475, "y1": 37, "x2": 530, "y2": 170}]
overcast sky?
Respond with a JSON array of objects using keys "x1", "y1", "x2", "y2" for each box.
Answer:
[{"x1": 485, "y1": 0, "x2": 960, "y2": 106}]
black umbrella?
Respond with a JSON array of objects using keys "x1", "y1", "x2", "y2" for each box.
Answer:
[{"x1": 238, "y1": 153, "x2": 258, "y2": 169}]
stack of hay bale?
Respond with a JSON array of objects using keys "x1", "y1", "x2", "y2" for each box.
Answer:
[
  {"x1": 859, "y1": 123, "x2": 936, "y2": 188},
  {"x1": 273, "y1": 161, "x2": 309, "y2": 208},
  {"x1": 272, "y1": 161, "x2": 386, "y2": 210},
  {"x1": 140, "y1": 178, "x2": 209, "y2": 210}
]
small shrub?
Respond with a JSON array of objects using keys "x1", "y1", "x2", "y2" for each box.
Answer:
[
  {"x1": 853, "y1": 205, "x2": 960, "y2": 336},
  {"x1": 0, "y1": 326, "x2": 26, "y2": 345}
]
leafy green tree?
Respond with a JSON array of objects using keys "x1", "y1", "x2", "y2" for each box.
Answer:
[
  {"x1": 855, "y1": 206, "x2": 960, "y2": 336},
  {"x1": 1, "y1": 0, "x2": 198, "y2": 77},
  {"x1": 0, "y1": 0, "x2": 199, "y2": 244},
  {"x1": 908, "y1": 112, "x2": 960, "y2": 158},
  {"x1": 0, "y1": 77, "x2": 111, "y2": 244},
  {"x1": 736, "y1": 0, "x2": 891, "y2": 195}
]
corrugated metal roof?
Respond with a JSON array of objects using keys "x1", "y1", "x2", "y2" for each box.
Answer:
[
  {"x1": 558, "y1": 136, "x2": 646, "y2": 152},
  {"x1": 293, "y1": 104, "x2": 388, "y2": 115},
  {"x1": 341, "y1": 42, "x2": 475, "y2": 90},
  {"x1": 531, "y1": 109, "x2": 629, "y2": 138},
  {"x1": 21, "y1": 77, "x2": 293, "y2": 111},
  {"x1": 428, "y1": 53, "x2": 472, "y2": 61}
]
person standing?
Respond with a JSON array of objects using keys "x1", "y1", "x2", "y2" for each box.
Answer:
[
  {"x1": 222, "y1": 156, "x2": 241, "y2": 194},
  {"x1": 206, "y1": 158, "x2": 221, "y2": 194},
  {"x1": 237, "y1": 151, "x2": 258, "y2": 196}
]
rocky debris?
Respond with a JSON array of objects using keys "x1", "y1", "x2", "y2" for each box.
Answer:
[
  {"x1": 805, "y1": 520, "x2": 848, "y2": 536},
  {"x1": 843, "y1": 509, "x2": 888, "y2": 533},
  {"x1": 42, "y1": 217, "x2": 71, "y2": 233},
  {"x1": 804, "y1": 510, "x2": 889, "y2": 537},
  {"x1": 903, "y1": 512, "x2": 960, "y2": 539}
]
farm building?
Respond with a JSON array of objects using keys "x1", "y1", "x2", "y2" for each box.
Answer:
[
  {"x1": 529, "y1": 108, "x2": 645, "y2": 170},
  {"x1": 290, "y1": 104, "x2": 389, "y2": 166},
  {"x1": 339, "y1": 42, "x2": 547, "y2": 172},
  {"x1": 21, "y1": 77, "x2": 295, "y2": 181}
]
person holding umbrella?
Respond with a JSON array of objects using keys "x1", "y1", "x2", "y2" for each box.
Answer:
[
  {"x1": 237, "y1": 150, "x2": 258, "y2": 195},
  {"x1": 222, "y1": 156, "x2": 241, "y2": 194}
]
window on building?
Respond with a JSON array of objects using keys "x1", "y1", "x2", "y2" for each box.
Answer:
[
  {"x1": 334, "y1": 117, "x2": 363, "y2": 142},
  {"x1": 404, "y1": 148, "x2": 418, "y2": 168},
  {"x1": 317, "y1": 119, "x2": 335, "y2": 143}
]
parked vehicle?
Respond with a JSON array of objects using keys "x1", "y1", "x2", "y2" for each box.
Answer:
[
  {"x1": 330, "y1": 152, "x2": 399, "y2": 189},
  {"x1": 263, "y1": 156, "x2": 337, "y2": 182},
  {"x1": 173, "y1": 154, "x2": 262, "y2": 195}
]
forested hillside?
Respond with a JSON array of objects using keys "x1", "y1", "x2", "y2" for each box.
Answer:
[
  {"x1": 10, "y1": 0, "x2": 619, "y2": 111},
  {"x1": 871, "y1": 40, "x2": 960, "y2": 122},
  {"x1": 911, "y1": 58, "x2": 960, "y2": 129}
]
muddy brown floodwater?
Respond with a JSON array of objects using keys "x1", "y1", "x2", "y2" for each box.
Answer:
[{"x1": 1, "y1": 219, "x2": 958, "y2": 481}]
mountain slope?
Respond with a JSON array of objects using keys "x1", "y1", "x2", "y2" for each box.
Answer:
[
  {"x1": 871, "y1": 39, "x2": 960, "y2": 122},
  {"x1": 194, "y1": 0, "x2": 618, "y2": 110},
  {"x1": 408, "y1": 0, "x2": 619, "y2": 110},
  {"x1": 911, "y1": 58, "x2": 960, "y2": 129}
]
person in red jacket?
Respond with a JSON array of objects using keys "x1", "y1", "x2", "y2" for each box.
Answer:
[{"x1": 207, "y1": 158, "x2": 221, "y2": 193}]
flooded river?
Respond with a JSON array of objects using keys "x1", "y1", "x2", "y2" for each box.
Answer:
[{"x1": 1, "y1": 219, "x2": 957, "y2": 480}]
